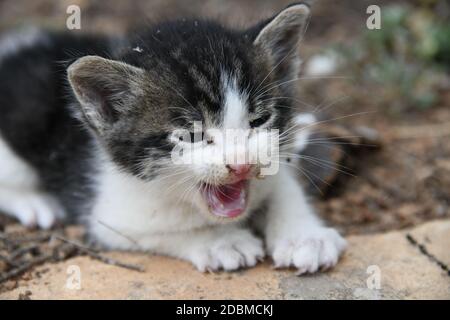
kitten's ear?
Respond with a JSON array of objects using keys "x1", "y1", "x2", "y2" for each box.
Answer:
[
  {"x1": 251, "y1": 3, "x2": 310, "y2": 80},
  {"x1": 67, "y1": 55, "x2": 145, "y2": 133}
]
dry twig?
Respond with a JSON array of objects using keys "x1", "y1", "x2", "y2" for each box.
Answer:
[{"x1": 52, "y1": 236, "x2": 145, "y2": 272}]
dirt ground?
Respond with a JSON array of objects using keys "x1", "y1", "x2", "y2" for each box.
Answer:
[{"x1": 0, "y1": 0, "x2": 449, "y2": 292}]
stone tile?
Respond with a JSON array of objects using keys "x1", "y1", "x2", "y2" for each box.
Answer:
[{"x1": 2, "y1": 220, "x2": 449, "y2": 299}]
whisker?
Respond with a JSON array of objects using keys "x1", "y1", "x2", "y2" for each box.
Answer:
[
  {"x1": 279, "y1": 152, "x2": 353, "y2": 171},
  {"x1": 279, "y1": 154, "x2": 355, "y2": 177},
  {"x1": 255, "y1": 75, "x2": 351, "y2": 101},
  {"x1": 279, "y1": 110, "x2": 376, "y2": 140},
  {"x1": 274, "y1": 160, "x2": 326, "y2": 195},
  {"x1": 257, "y1": 95, "x2": 315, "y2": 110},
  {"x1": 312, "y1": 95, "x2": 350, "y2": 114}
]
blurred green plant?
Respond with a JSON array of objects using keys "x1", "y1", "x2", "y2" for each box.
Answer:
[{"x1": 333, "y1": 4, "x2": 449, "y2": 112}]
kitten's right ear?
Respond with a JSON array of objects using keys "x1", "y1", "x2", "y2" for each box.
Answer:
[
  {"x1": 67, "y1": 55, "x2": 145, "y2": 134},
  {"x1": 248, "y1": 3, "x2": 311, "y2": 81}
]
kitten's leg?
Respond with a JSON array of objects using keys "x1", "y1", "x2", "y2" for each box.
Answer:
[
  {"x1": 149, "y1": 226, "x2": 265, "y2": 272},
  {"x1": 264, "y1": 167, "x2": 347, "y2": 274},
  {"x1": 0, "y1": 135, "x2": 62, "y2": 229},
  {"x1": 93, "y1": 223, "x2": 264, "y2": 272}
]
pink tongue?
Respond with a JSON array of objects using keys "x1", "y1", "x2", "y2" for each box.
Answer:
[{"x1": 201, "y1": 181, "x2": 247, "y2": 218}]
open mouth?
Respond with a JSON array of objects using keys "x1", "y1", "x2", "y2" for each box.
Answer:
[{"x1": 200, "y1": 180, "x2": 249, "y2": 218}]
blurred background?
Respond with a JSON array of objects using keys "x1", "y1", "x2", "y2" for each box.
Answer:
[{"x1": 0, "y1": 0, "x2": 449, "y2": 235}]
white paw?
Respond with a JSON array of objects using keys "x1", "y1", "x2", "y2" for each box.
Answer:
[
  {"x1": 189, "y1": 229, "x2": 265, "y2": 272},
  {"x1": 5, "y1": 191, "x2": 63, "y2": 229},
  {"x1": 271, "y1": 227, "x2": 347, "y2": 275}
]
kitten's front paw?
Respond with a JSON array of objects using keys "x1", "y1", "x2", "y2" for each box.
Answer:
[
  {"x1": 189, "y1": 229, "x2": 265, "y2": 272},
  {"x1": 5, "y1": 191, "x2": 63, "y2": 229},
  {"x1": 271, "y1": 227, "x2": 347, "y2": 275}
]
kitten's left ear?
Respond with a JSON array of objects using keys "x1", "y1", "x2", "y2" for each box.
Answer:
[{"x1": 250, "y1": 3, "x2": 310, "y2": 80}]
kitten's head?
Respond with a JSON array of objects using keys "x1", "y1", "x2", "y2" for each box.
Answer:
[{"x1": 68, "y1": 3, "x2": 315, "y2": 220}]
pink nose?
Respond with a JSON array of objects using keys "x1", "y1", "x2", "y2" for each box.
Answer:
[{"x1": 227, "y1": 164, "x2": 251, "y2": 177}]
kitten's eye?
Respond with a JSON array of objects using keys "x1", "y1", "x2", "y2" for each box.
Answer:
[{"x1": 249, "y1": 113, "x2": 271, "y2": 128}]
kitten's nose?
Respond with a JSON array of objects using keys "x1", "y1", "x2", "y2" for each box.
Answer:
[{"x1": 226, "y1": 164, "x2": 251, "y2": 178}]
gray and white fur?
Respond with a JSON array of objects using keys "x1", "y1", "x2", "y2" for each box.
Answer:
[{"x1": 0, "y1": 4, "x2": 346, "y2": 273}]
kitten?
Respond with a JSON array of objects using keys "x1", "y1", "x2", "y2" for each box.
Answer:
[{"x1": 0, "y1": 3, "x2": 346, "y2": 273}]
